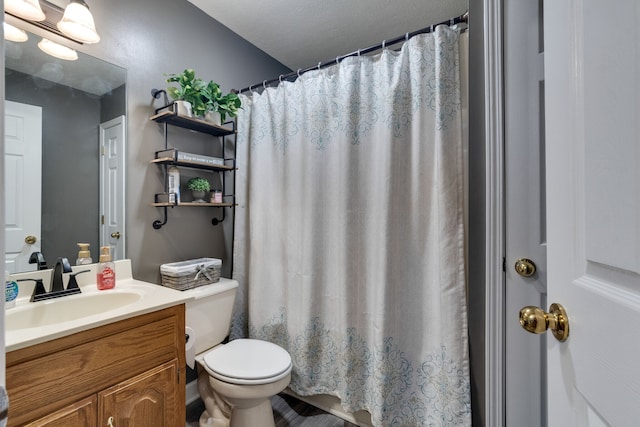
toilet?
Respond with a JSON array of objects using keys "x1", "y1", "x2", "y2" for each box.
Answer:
[{"x1": 184, "y1": 279, "x2": 292, "y2": 427}]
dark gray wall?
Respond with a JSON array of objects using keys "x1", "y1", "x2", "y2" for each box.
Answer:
[
  {"x1": 101, "y1": 84, "x2": 126, "y2": 123},
  {"x1": 68, "y1": 0, "x2": 291, "y2": 282},
  {"x1": 6, "y1": 70, "x2": 102, "y2": 265}
]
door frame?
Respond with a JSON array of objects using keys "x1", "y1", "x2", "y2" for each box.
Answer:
[
  {"x1": 480, "y1": 0, "x2": 545, "y2": 424},
  {"x1": 481, "y1": 0, "x2": 508, "y2": 425}
]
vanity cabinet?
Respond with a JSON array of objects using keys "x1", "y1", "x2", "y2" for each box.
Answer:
[
  {"x1": 6, "y1": 305, "x2": 186, "y2": 427},
  {"x1": 150, "y1": 105, "x2": 237, "y2": 229},
  {"x1": 25, "y1": 396, "x2": 97, "y2": 427}
]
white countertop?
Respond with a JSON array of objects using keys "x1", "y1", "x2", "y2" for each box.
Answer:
[{"x1": 6, "y1": 260, "x2": 192, "y2": 352}]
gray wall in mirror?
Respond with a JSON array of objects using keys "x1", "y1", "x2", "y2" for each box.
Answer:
[
  {"x1": 5, "y1": 71, "x2": 125, "y2": 267},
  {"x1": 46, "y1": 0, "x2": 290, "y2": 283}
]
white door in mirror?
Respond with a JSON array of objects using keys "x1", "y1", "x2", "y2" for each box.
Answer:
[
  {"x1": 4, "y1": 101, "x2": 42, "y2": 273},
  {"x1": 100, "y1": 115, "x2": 126, "y2": 260}
]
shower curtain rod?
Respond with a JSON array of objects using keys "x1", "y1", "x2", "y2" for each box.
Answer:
[{"x1": 238, "y1": 10, "x2": 468, "y2": 94}]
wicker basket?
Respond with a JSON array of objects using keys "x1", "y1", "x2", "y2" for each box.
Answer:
[{"x1": 160, "y1": 258, "x2": 221, "y2": 291}]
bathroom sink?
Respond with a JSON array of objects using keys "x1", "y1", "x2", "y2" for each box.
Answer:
[
  {"x1": 5, "y1": 291, "x2": 142, "y2": 331},
  {"x1": 5, "y1": 260, "x2": 193, "y2": 353}
]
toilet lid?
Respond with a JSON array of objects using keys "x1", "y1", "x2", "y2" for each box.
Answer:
[{"x1": 203, "y1": 339, "x2": 292, "y2": 382}]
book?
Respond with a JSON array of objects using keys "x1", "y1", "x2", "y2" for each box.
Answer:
[{"x1": 155, "y1": 148, "x2": 225, "y2": 167}]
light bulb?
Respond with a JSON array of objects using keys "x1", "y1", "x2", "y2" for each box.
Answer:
[
  {"x1": 37, "y1": 38, "x2": 78, "y2": 61},
  {"x1": 57, "y1": 1, "x2": 100, "y2": 44},
  {"x1": 4, "y1": 22, "x2": 29, "y2": 42},
  {"x1": 5, "y1": 0, "x2": 46, "y2": 21}
]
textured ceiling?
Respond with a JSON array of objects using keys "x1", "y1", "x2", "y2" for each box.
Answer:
[{"x1": 187, "y1": 0, "x2": 468, "y2": 71}]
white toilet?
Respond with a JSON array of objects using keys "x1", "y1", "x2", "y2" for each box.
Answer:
[{"x1": 185, "y1": 279, "x2": 292, "y2": 427}]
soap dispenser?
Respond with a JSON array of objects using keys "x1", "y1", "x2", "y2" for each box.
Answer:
[
  {"x1": 97, "y1": 246, "x2": 116, "y2": 290},
  {"x1": 76, "y1": 243, "x2": 93, "y2": 265}
]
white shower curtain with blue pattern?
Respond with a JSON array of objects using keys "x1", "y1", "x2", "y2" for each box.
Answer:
[{"x1": 232, "y1": 25, "x2": 470, "y2": 427}]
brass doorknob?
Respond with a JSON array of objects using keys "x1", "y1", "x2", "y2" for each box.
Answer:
[
  {"x1": 515, "y1": 258, "x2": 536, "y2": 277},
  {"x1": 111, "y1": 231, "x2": 121, "y2": 239},
  {"x1": 25, "y1": 235, "x2": 37, "y2": 245},
  {"x1": 519, "y1": 303, "x2": 569, "y2": 342}
]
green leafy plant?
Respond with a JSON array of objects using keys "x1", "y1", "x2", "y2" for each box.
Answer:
[
  {"x1": 166, "y1": 69, "x2": 243, "y2": 120},
  {"x1": 216, "y1": 91, "x2": 242, "y2": 122},
  {"x1": 201, "y1": 81, "x2": 242, "y2": 122},
  {"x1": 166, "y1": 69, "x2": 207, "y2": 116},
  {"x1": 186, "y1": 177, "x2": 210, "y2": 192}
]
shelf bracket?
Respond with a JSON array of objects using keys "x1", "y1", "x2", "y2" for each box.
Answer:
[
  {"x1": 153, "y1": 206, "x2": 169, "y2": 229},
  {"x1": 211, "y1": 206, "x2": 226, "y2": 226}
]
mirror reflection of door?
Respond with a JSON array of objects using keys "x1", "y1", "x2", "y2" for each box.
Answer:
[
  {"x1": 5, "y1": 101, "x2": 42, "y2": 273},
  {"x1": 99, "y1": 115, "x2": 126, "y2": 260}
]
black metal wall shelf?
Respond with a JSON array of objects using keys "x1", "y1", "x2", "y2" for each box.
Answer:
[
  {"x1": 150, "y1": 108, "x2": 236, "y2": 137},
  {"x1": 151, "y1": 157, "x2": 235, "y2": 172},
  {"x1": 150, "y1": 101, "x2": 237, "y2": 230}
]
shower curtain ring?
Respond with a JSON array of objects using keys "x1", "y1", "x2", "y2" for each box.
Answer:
[
  {"x1": 263, "y1": 80, "x2": 267, "y2": 89},
  {"x1": 297, "y1": 68, "x2": 302, "y2": 77},
  {"x1": 317, "y1": 62, "x2": 322, "y2": 70},
  {"x1": 405, "y1": 32, "x2": 409, "y2": 41},
  {"x1": 279, "y1": 75, "x2": 283, "y2": 83},
  {"x1": 357, "y1": 49, "x2": 361, "y2": 56},
  {"x1": 336, "y1": 56, "x2": 340, "y2": 64},
  {"x1": 382, "y1": 40, "x2": 386, "y2": 50},
  {"x1": 249, "y1": 84, "x2": 253, "y2": 93}
]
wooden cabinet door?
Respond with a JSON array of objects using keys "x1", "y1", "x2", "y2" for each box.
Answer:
[
  {"x1": 99, "y1": 360, "x2": 178, "y2": 427},
  {"x1": 24, "y1": 395, "x2": 96, "y2": 427}
]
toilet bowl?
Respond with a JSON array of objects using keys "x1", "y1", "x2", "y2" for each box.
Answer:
[
  {"x1": 184, "y1": 280, "x2": 292, "y2": 427},
  {"x1": 196, "y1": 339, "x2": 292, "y2": 427}
]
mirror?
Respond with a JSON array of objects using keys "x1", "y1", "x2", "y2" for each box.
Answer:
[{"x1": 4, "y1": 24, "x2": 126, "y2": 273}]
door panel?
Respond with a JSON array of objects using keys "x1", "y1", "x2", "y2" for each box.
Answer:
[
  {"x1": 4, "y1": 101, "x2": 42, "y2": 273},
  {"x1": 544, "y1": 0, "x2": 640, "y2": 424},
  {"x1": 99, "y1": 115, "x2": 126, "y2": 260}
]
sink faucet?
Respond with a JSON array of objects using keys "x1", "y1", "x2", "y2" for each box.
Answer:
[
  {"x1": 51, "y1": 258, "x2": 72, "y2": 292},
  {"x1": 18, "y1": 257, "x2": 86, "y2": 302},
  {"x1": 28, "y1": 252, "x2": 47, "y2": 270}
]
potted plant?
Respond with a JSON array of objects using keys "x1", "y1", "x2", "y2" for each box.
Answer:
[
  {"x1": 166, "y1": 69, "x2": 206, "y2": 117},
  {"x1": 201, "y1": 81, "x2": 242, "y2": 124},
  {"x1": 217, "y1": 91, "x2": 242, "y2": 122},
  {"x1": 186, "y1": 177, "x2": 210, "y2": 202},
  {"x1": 200, "y1": 80, "x2": 223, "y2": 124}
]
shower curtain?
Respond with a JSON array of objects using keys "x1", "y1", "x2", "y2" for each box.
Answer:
[{"x1": 232, "y1": 25, "x2": 470, "y2": 427}]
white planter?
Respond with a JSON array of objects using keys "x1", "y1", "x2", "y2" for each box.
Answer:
[
  {"x1": 204, "y1": 111, "x2": 222, "y2": 126},
  {"x1": 174, "y1": 100, "x2": 192, "y2": 117}
]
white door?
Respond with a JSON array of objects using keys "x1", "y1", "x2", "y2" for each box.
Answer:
[
  {"x1": 4, "y1": 101, "x2": 42, "y2": 273},
  {"x1": 543, "y1": 0, "x2": 640, "y2": 424},
  {"x1": 99, "y1": 115, "x2": 126, "y2": 260}
]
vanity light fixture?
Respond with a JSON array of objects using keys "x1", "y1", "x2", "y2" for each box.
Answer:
[
  {"x1": 37, "y1": 37, "x2": 78, "y2": 60},
  {"x1": 57, "y1": 0, "x2": 100, "y2": 44},
  {"x1": 3, "y1": 22, "x2": 29, "y2": 42},
  {"x1": 4, "y1": 0, "x2": 45, "y2": 21}
]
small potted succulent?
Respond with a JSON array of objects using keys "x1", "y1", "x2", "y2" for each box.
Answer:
[
  {"x1": 186, "y1": 177, "x2": 210, "y2": 202},
  {"x1": 166, "y1": 69, "x2": 206, "y2": 117}
]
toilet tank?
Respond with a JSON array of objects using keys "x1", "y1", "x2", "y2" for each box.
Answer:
[{"x1": 184, "y1": 278, "x2": 239, "y2": 355}]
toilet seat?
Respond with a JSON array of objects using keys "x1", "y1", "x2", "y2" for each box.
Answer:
[{"x1": 202, "y1": 339, "x2": 292, "y2": 385}]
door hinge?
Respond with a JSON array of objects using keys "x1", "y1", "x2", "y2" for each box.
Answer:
[
  {"x1": 101, "y1": 215, "x2": 105, "y2": 225},
  {"x1": 101, "y1": 145, "x2": 105, "y2": 156},
  {"x1": 502, "y1": 257, "x2": 506, "y2": 272}
]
